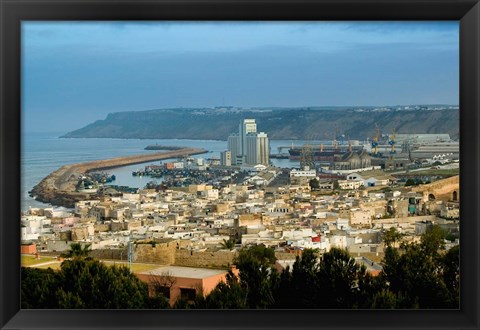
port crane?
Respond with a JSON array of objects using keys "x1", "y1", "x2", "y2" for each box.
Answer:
[
  {"x1": 300, "y1": 130, "x2": 316, "y2": 170},
  {"x1": 388, "y1": 128, "x2": 397, "y2": 160},
  {"x1": 371, "y1": 124, "x2": 380, "y2": 156}
]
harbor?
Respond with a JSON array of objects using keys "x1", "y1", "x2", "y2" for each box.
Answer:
[{"x1": 29, "y1": 147, "x2": 208, "y2": 208}]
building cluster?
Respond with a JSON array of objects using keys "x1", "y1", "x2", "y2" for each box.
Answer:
[
  {"x1": 21, "y1": 167, "x2": 460, "y2": 305},
  {"x1": 225, "y1": 119, "x2": 269, "y2": 166},
  {"x1": 21, "y1": 120, "x2": 461, "y2": 305},
  {"x1": 22, "y1": 170, "x2": 459, "y2": 260}
]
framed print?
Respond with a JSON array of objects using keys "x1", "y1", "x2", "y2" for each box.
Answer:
[{"x1": 1, "y1": 0, "x2": 479, "y2": 329}]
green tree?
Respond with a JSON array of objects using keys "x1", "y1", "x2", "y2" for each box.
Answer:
[
  {"x1": 21, "y1": 267, "x2": 59, "y2": 308},
  {"x1": 61, "y1": 243, "x2": 92, "y2": 259},
  {"x1": 21, "y1": 258, "x2": 155, "y2": 309},
  {"x1": 441, "y1": 244, "x2": 460, "y2": 307},
  {"x1": 316, "y1": 248, "x2": 363, "y2": 308},
  {"x1": 371, "y1": 289, "x2": 398, "y2": 309},
  {"x1": 220, "y1": 238, "x2": 236, "y2": 250},
  {"x1": 356, "y1": 270, "x2": 391, "y2": 308},
  {"x1": 404, "y1": 179, "x2": 416, "y2": 186},
  {"x1": 270, "y1": 266, "x2": 294, "y2": 308},
  {"x1": 309, "y1": 178, "x2": 320, "y2": 190},
  {"x1": 333, "y1": 180, "x2": 340, "y2": 190},
  {"x1": 382, "y1": 227, "x2": 404, "y2": 248},
  {"x1": 289, "y1": 249, "x2": 320, "y2": 308},
  {"x1": 234, "y1": 245, "x2": 277, "y2": 308},
  {"x1": 420, "y1": 225, "x2": 446, "y2": 257},
  {"x1": 57, "y1": 258, "x2": 150, "y2": 308},
  {"x1": 202, "y1": 270, "x2": 248, "y2": 309},
  {"x1": 381, "y1": 235, "x2": 454, "y2": 309}
]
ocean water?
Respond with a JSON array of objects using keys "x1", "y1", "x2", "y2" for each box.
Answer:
[{"x1": 21, "y1": 133, "x2": 305, "y2": 211}]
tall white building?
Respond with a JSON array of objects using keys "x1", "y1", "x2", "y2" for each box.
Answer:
[
  {"x1": 238, "y1": 119, "x2": 257, "y2": 163},
  {"x1": 220, "y1": 151, "x2": 232, "y2": 166},
  {"x1": 227, "y1": 133, "x2": 240, "y2": 165},
  {"x1": 246, "y1": 132, "x2": 269, "y2": 166},
  {"x1": 228, "y1": 119, "x2": 269, "y2": 166}
]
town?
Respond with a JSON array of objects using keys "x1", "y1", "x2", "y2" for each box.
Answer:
[{"x1": 21, "y1": 120, "x2": 460, "y2": 307}]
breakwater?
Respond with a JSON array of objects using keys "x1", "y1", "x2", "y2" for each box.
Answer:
[{"x1": 29, "y1": 148, "x2": 207, "y2": 208}]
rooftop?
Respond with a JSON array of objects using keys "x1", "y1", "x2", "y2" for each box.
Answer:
[{"x1": 139, "y1": 265, "x2": 227, "y2": 279}]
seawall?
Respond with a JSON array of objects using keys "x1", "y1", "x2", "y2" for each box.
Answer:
[{"x1": 29, "y1": 148, "x2": 207, "y2": 208}]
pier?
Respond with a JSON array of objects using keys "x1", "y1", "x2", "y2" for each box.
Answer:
[{"x1": 30, "y1": 147, "x2": 208, "y2": 208}]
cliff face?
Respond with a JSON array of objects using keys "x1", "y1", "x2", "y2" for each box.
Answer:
[{"x1": 61, "y1": 108, "x2": 460, "y2": 141}]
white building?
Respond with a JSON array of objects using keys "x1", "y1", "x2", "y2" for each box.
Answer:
[
  {"x1": 227, "y1": 133, "x2": 240, "y2": 165},
  {"x1": 239, "y1": 119, "x2": 257, "y2": 160},
  {"x1": 228, "y1": 119, "x2": 269, "y2": 166},
  {"x1": 338, "y1": 179, "x2": 364, "y2": 190},
  {"x1": 290, "y1": 167, "x2": 317, "y2": 178},
  {"x1": 245, "y1": 132, "x2": 269, "y2": 165},
  {"x1": 220, "y1": 150, "x2": 232, "y2": 166}
]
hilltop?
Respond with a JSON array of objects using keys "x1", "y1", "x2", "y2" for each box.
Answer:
[{"x1": 61, "y1": 106, "x2": 459, "y2": 140}]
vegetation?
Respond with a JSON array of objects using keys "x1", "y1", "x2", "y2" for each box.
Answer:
[
  {"x1": 22, "y1": 244, "x2": 164, "y2": 309},
  {"x1": 21, "y1": 255, "x2": 55, "y2": 267},
  {"x1": 21, "y1": 258, "x2": 154, "y2": 308},
  {"x1": 61, "y1": 108, "x2": 459, "y2": 140},
  {"x1": 191, "y1": 226, "x2": 458, "y2": 309},
  {"x1": 22, "y1": 226, "x2": 459, "y2": 309},
  {"x1": 60, "y1": 243, "x2": 91, "y2": 259},
  {"x1": 309, "y1": 178, "x2": 320, "y2": 190},
  {"x1": 220, "y1": 239, "x2": 236, "y2": 250},
  {"x1": 404, "y1": 178, "x2": 422, "y2": 186}
]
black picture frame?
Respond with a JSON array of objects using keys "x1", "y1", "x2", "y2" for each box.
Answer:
[{"x1": 1, "y1": 0, "x2": 479, "y2": 329}]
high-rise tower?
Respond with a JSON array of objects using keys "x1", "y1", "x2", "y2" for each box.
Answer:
[{"x1": 227, "y1": 119, "x2": 269, "y2": 166}]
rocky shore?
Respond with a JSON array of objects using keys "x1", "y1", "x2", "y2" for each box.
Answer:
[{"x1": 29, "y1": 148, "x2": 207, "y2": 208}]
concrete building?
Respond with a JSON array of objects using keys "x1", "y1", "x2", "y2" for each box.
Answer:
[
  {"x1": 227, "y1": 133, "x2": 240, "y2": 165},
  {"x1": 245, "y1": 132, "x2": 269, "y2": 165},
  {"x1": 220, "y1": 150, "x2": 232, "y2": 166},
  {"x1": 228, "y1": 119, "x2": 269, "y2": 166},
  {"x1": 137, "y1": 265, "x2": 234, "y2": 306},
  {"x1": 239, "y1": 119, "x2": 257, "y2": 159}
]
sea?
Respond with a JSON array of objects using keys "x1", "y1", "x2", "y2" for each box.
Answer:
[{"x1": 21, "y1": 132, "x2": 310, "y2": 211}]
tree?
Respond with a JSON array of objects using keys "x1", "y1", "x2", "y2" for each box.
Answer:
[
  {"x1": 381, "y1": 227, "x2": 456, "y2": 309},
  {"x1": 202, "y1": 270, "x2": 248, "y2": 309},
  {"x1": 22, "y1": 258, "x2": 155, "y2": 309},
  {"x1": 420, "y1": 225, "x2": 446, "y2": 257},
  {"x1": 220, "y1": 238, "x2": 236, "y2": 250},
  {"x1": 441, "y1": 244, "x2": 460, "y2": 307},
  {"x1": 149, "y1": 271, "x2": 176, "y2": 308},
  {"x1": 316, "y1": 248, "x2": 363, "y2": 308},
  {"x1": 309, "y1": 178, "x2": 320, "y2": 190},
  {"x1": 21, "y1": 267, "x2": 59, "y2": 308},
  {"x1": 333, "y1": 180, "x2": 340, "y2": 190},
  {"x1": 61, "y1": 243, "x2": 92, "y2": 259},
  {"x1": 382, "y1": 227, "x2": 404, "y2": 248},
  {"x1": 234, "y1": 245, "x2": 277, "y2": 308},
  {"x1": 289, "y1": 249, "x2": 320, "y2": 308},
  {"x1": 404, "y1": 179, "x2": 415, "y2": 186}
]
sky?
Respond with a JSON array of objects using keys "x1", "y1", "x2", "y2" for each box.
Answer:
[{"x1": 22, "y1": 21, "x2": 459, "y2": 133}]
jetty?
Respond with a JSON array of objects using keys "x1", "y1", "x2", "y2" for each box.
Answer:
[{"x1": 30, "y1": 147, "x2": 207, "y2": 208}]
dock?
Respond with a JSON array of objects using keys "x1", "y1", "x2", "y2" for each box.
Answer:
[{"x1": 29, "y1": 147, "x2": 208, "y2": 208}]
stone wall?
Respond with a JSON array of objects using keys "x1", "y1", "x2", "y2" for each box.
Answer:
[
  {"x1": 412, "y1": 175, "x2": 459, "y2": 201},
  {"x1": 274, "y1": 252, "x2": 298, "y2": 261},
  {"x1": 373, "y1": 215, "x2": 436, "y2": 226},
  {"x1": 133, "y1": 241, "x2": 178, "y2": 264},
  {"x1": 174, "y1": 250, "x2": 237, "y2": 269},
  {"x1": 71, "y1": 227, "x2": 89, "y2": 241},
  {"x1": 89, "y1": 248, "x2": 128, "y2": 260},
  {"x1": 94, "y1": 223, "x2": 110, "y2": 232}
]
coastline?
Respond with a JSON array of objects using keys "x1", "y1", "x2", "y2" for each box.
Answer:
[{"x1": 29, "y1": 147, "x2": 208, "y2": 208}]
